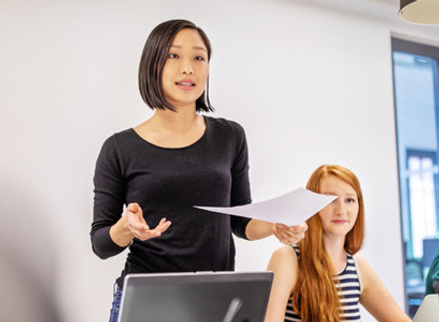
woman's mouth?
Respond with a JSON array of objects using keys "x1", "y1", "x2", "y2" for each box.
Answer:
[
  {"x1": 176, "y1": 82, "x2": 195, "y2": 86},
  {"x1": 332, "y1": 220, "x2": 347, "y2": 224},
  {"x1": 175, "y1": 81, "x2": 195, "y2": 91}
]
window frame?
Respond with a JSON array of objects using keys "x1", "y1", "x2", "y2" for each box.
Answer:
[{"x1": 391, "y1": 37, "x2": 439, "y2": 316}]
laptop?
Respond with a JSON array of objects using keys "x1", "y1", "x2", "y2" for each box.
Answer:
[
  {"x1": 412, "y1": 294, "x2": 439, "y2": 322},
  {"x1": 117, "y1": 271, "x2": 274, "y2": 322}
]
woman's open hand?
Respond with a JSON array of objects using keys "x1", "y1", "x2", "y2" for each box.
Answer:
[{"x1": 125, "y1": 203, "x2": 171, "y2": 241}]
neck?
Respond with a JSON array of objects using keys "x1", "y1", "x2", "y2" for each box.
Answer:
[
  {"x1": 152, "y1": 107, "x2": 201, "y2": 132},
  {"x1": 323, "y1": 235, "x2": 347, "y2": 273}
]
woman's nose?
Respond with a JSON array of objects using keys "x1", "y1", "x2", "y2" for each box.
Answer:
[
  {"x1": 334, "y1": 200, "x2": 347, "y2": 215},
  {"x1": 181, "y1": 61, "x2": 193, "y2": 74}
]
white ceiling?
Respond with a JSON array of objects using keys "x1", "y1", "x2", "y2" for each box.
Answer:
[
  {"x1": 296, "y1": 0, "x2": 402, "y2": 23},
  {"x1": 374, "y1": 0, "x2": 399, "y2": 4}
]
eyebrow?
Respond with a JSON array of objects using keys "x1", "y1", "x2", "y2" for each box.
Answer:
[
  {"x1": 170, "y1": 45, "x2": 207, "y2": 53},
  {"x1": 321, "y1": 191, "x2": 357, "y2": 197}
]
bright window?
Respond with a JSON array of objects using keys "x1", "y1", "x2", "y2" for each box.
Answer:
[
  {"x1": 406, "y1": 151, "x2": 438, "y2": 259},
  {"x1": 392, "y1": 38, "x2": 439, "y2": 318}
]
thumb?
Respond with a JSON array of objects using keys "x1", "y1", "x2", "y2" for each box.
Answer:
[{"x1": 128, "y1": 203, "x2": 141, "y2": 213}]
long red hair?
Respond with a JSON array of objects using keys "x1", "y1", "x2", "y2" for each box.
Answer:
[{"x1": 291, "y1": 165, "x2": 365, "y2": 321}]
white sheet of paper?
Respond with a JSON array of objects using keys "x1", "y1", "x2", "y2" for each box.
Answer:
[{"x1": 194, "y1": 187, "x2": 337, "y2": 226}]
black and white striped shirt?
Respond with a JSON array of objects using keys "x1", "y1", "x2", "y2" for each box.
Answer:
[{"x1": 285, "y1": 246, "x2": 362, "y2": 321}]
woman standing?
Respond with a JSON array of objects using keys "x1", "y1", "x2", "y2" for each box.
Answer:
[{"x1": 90, "y1": 19, "x2": 306, "y2": 321}]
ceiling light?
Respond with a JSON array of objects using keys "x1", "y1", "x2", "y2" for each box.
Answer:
[{"x1": 399, "y1": 0, "x2": 439, "y2": 25}]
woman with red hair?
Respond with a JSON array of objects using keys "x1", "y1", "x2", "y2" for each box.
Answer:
[{"x1": 265, "y1": 165, "x2": 410, "y2": 321}]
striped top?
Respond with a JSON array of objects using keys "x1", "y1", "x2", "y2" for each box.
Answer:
[{"x1": 285, "y1": 246, "x2": 362, "y2": 321}]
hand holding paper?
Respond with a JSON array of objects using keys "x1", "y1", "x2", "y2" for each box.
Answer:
[{"x1": 194, "y1": 187, "x2": 337, "y2": 226}]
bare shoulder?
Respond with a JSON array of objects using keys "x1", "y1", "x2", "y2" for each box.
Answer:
[
  {"x1": 268, "y1": 245, "x2": 298, "y2": 275},
  {"x1": 353, "y1": 253, "x2": 367, "y2": 267},
  {"x1": 271, "y1": 245, "x2": 297, "y2": 263},
  {"x1": 353, "y1": 253, "x2": 374, "y2": 275}
]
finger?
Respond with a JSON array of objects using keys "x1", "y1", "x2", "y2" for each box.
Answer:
[
  {"x1": 131, "y1": 218, "x2": 171, "y2": 241},
  {"x1": 155, "y1": 218, "x2": 172, "y2": 233},
  {"x1": 274, "y1": 223, "x2": 287, "y2": 231},
  {"x1": 272, "y1": 225, "x2": 292, "y2": 245},
  {"x1": 287, "y1": 231, "x2": 306, "y2": 244},
  {"x1": 157, "y1": 218, "x2": 167, "y2": 226},
  {"x1": 287, "y1": 226, "x2": 307, "y2": 239},
  {"x1": 134, "y1": 230, "x2": 159, "y2": 241},
  {"x1": 136, "y1": 228, "x2": 167, "y2": 241},
  {"x1": 274, "y1": 223, "x2": 294, "y2": 236},
  {"x1": 288, "y1": 222, "x2": 308, "y2": 233},
  {"x1": 277, "y1": 232, "x2": 298, "y2": 245},
  {"x1": 273, "y1": 224, "x2": 305, "y2": 245}
]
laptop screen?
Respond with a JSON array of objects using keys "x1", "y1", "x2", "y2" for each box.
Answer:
[{"x1": 117, "y1": 271, "x2": 274, "y2": 322}]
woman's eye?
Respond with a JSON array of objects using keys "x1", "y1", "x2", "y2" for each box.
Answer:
[
  {"x1": 168, "y1": 53, "x2": 179, "y2": 59},
  {"x1": 195, "y1": 56, "x2": 205, "y2": 61},
  {"x1": 346, "y1": 198, "x2": 357, "y2": 203}
]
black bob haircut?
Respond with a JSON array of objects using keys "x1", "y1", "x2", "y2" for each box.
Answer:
[{"x1": 138, "y1": 19, "x2": 214, "y2": 112}]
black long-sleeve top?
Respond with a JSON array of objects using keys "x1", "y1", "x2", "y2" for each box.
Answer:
[{"x1": 90, "y1": 116, "x2": 252, "y2": 288}]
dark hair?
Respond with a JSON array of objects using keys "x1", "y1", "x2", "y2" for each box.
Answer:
[{"x1": 138, "y1": 19, "x2": 214, "y2": 112}]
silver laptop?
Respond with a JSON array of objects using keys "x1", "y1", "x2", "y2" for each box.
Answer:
[
  {"x1": 413, "y1": 294, "x2": 439, "y2": 322},
  {"x1": 117, "y1": 271, "x2": 274, "y2": 322}
]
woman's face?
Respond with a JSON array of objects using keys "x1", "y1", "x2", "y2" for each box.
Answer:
[
  {"x1": 318, "y1": 175, "x2": 359, "y2": 240},
  {"x1": 161, "y1": 28, "x2": 209, "y2": 110}
]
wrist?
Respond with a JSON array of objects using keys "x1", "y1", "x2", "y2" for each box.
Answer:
[
  {"x1": 121, "y1": 214, "x2": 132, "y2": 232},
  {"x1": 110, "y1": 216, "x2": 134, "y2": 247}
]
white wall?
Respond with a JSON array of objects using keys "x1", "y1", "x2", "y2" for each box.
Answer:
[{"x1": 1, "y1": 0, "x2": 439, "y2": 321}]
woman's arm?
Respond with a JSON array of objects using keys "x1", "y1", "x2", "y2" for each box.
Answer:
[
  {"x1": 356, "y1": 254, "x2": 411, "y2": 322},
  {"x1": 245, "y1": 219, "x2": 307, "y2": 245},
  {"x1": 91, "y1": 136, "x2": 170, "y2": 257},
  {"x1": 265, "y1": 246, "x2": 299, "y2": 322}
]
